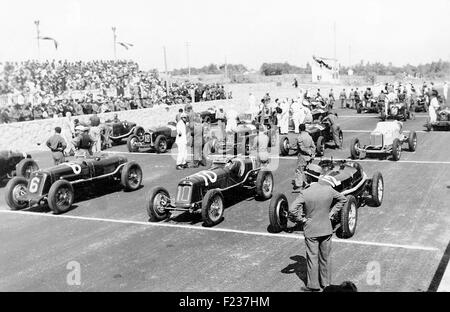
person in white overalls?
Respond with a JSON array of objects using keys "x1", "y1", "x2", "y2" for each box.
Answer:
[
  {"x1": 176, "y1": 113, "x2": 188, "y2": 170},
  {"x1": 429, "y1": 90, "x2": 440, "y2": 123}
]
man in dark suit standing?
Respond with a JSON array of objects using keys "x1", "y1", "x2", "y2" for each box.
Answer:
[{"x1": 289, "y1": 166, "x2": 347, "y2": 291}]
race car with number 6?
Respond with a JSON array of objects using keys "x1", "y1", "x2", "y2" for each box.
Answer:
[
  {"x1": 146, "y1": 155, "x2": 274, "y2": 227},
  {"x1": 4, "y1": 155, "x2": 143, "y2": 214}
]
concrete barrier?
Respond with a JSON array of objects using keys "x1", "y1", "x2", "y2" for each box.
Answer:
[{"x1": 0, "y1": 99, "x2": 246, "y2": 153}]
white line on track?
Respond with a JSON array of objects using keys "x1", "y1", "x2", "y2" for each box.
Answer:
[
  {"x1": 339, "y1": 115, "x2": 428, "y2": 118},
  {"x1": 0, "y1": 210, "x2": 438, "y2": 252},
  {"x1": 104, "y1": 151, "x2": 450, "y2": 165},
  {"x1": 342, "y1": 130, "x2": 432, "y2": 133}
]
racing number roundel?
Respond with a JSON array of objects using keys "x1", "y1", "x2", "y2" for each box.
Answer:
[{"x1": 63, "y1": 163, "x2": 82, "y2": 175}]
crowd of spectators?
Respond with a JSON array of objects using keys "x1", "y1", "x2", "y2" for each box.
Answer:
[{"x1": 0, "y1": 60, "x2": 230, "y2": 124}]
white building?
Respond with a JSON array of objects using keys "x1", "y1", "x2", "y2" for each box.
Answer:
[{"x1": 311, "y1": 55, "x2": 340, "y2": 83}]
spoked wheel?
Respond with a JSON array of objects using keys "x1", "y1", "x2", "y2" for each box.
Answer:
[
  {"x1": 127, "y1": 135, "x2": 139, "y2": 152},
  {"x1": 16, "y1": 159, "x2": 39, "y2": 179},
  {"x1": 391, "y1": 138, "x2": 401, "y2": 161},
  {"x1": 350, "y1": 137, "x2": 361, "y2": 159},
  {"x1": 121, "y1": 162, "x2": 143, "y2": 191},
  {"x1": 337, "y1": 195, "x2": 358, "y2": 239},
  {"x1": 201, "y1": 189, "x2": 224, "y2": 227},
  {"x1": 370, "y1": 172, "x2": 384, "y2": 207},
  {"x1": 279, "y1": 136, "x2": 290, "y2": 156},
  {"x1": 48, "y1": 180, "x2": 74, "y2": 214},
  {"x1": 268, "y1": 193, "x2": 289, "y2": 233},
  {"x1": 255, "y1": 170, "x2": 274, "y2": 200},
  {"x1": 408, "y1": 131, "x2": 417, "y2": 152},
  {"x1": 5, "y1": 177, "x2": 29, "y2": 210},
  {"x1": 147, "y1": 186, "x2": 170, "y2": 222},
  {"x1": 154, "y1": 135, "x2": 168, "y2": 153}
]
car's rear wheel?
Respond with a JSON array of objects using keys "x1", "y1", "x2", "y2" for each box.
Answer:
[
  {"x1": 154, "y1": 135, "x2": 168, "y2": 153},
  {"x1": 121, "y1": 161, "x2": 143, "y2": 191},
  {"x1": 255, "y1": 170, "x2": 273, "y2": 200},
  {"x1": 48, "y1": 180, "x2": 74, "y2": 214},
  {"x1": 316, "y1": 136, "x2": 325, "y2": 156},
  {"x1": 16, "y1": 158, "x2": 39, "y2": 179},
  {"x1": 127, "y1": 135, "x2": 139, "y2": 152},
  {"x1": 268, "y1": 193, "x2": 289, "y2": 233},
  {"x1": 392, "y1": 138, "x2": 401, "y2": 161},
  {"x1": 408, "y1": 131, "x2": 417, "y2": 152},
  {"x1": 370, "y1": 172, "x2": 384, "y2": 207},
  {"x1": 337, "y1": 195, "x2": 358, "y2": 239},
  {"x1": 350, "y1": 137, "x2": 360, "y2": 159},
  {"x1": 147, "y1": 186, "x2": 170, "y2": 222},
  {"x1": 5, "y1": 177, "x2": 29, "y2": 210},
  {"x1": 279, "y1": 136, "x2": 290, "y2": 156},
  {"x1": 201, "y1": 189, "x2": 224, "y2": 227}
]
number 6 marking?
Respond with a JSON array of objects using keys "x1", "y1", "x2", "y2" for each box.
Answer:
[{"x1": 29, "y1": 177, "x2": 40, "y2": 193}]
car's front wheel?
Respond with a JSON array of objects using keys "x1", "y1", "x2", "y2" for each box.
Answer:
[
  {"x1": 268, "y1": 193, "x2": 289, "y2": 233},
  {"x1": 121, "y1": 162, "x2": 143, "y2": 191},
  {"x1": 370, "y1": 172, "x2": 384, "y2": 207},
  {"x1": 154, "y1": 135, "x2": 168, "y2": 153},
  {"x1": 48, "y1": 180, "x2": 74, "y2": 214},
  {"x1": 5, "y1": 176, "x2": 29, "y2": 210},
  {"x1": 350, "y1": 137, "x2": 360, "y2": 159},
  {"x1": 201, "y1": 189, "x2": 224, "y2": 227},
  {"x1": 147, "y1": 186, "x2": 170, "y2": 222},
  {"x1": 279, "y1": 136, "x2": 290, "y2": 156},
  {"x1": 408, "y1": 131, "x2": 417, "y2": 152},
  {"x1": 337, "y1": 195, "x2": 358, "y2": 239},
  {"x1": 16, "y1": 159, "x2": 39, "y2": 179},
  {"x1": 255, "y1": 170, "x2": 274, "y2": 200},
  {"x1": 392, "y1": 138, "x2": 401, "y2": 161},
  {"x1": 127, "y1": 135, "x2": 139, "y2": 152}
]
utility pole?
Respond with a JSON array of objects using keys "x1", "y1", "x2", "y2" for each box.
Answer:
[
  {"x1": 34, "y1": 20, "x2": 40, "y2": 59},
  {"x1": 224, "y1": 56, "x2": 228, "y2": 82},
  {"x1": 333, "y1": 21, "x2": 336, "y2": 60},
  {"x1": 112, "y1": 26, "x2": 117, "y2": 59},
  {"x1": 185, "y1": 42, "x2": 191, "y2": 79},
  {"x1": 163, "y1": 46, "x2": 169, "y2": 92},
  {"x1": 348, "y1": 45, "x2": 351, "y2": 67}
]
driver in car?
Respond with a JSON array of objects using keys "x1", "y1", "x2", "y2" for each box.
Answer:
[{"x1": 292, "y1": 124, "x2": 316, "y2": 190}]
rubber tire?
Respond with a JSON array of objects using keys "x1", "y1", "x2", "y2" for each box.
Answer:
[
  {"x1": 5, "y1": 176, "x2": 29, "y2": 210},
  {"x1": 120, "y1": 161, "x2": 143, "y2": 191},
  {"x1": 16, "y1": 158, "x2": 39, "y2": 179},
  {"x1": 268, "y1": 193, "x2": 289, "y2": 233},
  {"x1": 133, "y1": 126, "x2": 145, "y2": 137},
  {"x1": 146, "y1": 186, "x2": 170, "y2": 222},
  {"x1": 350, "y1": 137, "x2": 360, "y2": 160},
  {"x1": 127, "y1": 135, "x2": 139, "y2": 152},
  {"x1": 316, "y1": 136, "x2": 325, "y2": 156},
  {"x1": 337, "y1": 195, "x2": 358, "y2": 239},
  {"x1": 370, "y1": 172, "x2": 384, "y2": 207},
  {"x1": 408, "y1": 131, "x2": 417, "y2": 152},
  {"x1": 279, "y1": 136, "x2": 290, "y2": 156},
  {"x1": 154, "y1": 135, "x2": 168, "y2": 154},
  {"x1": 201, "y1": 189, "x2": 224, "y2": 227},
  {"x1": 392, "y1": 138, "x2": 401, "y2": 161},
  {"x1": 48, "y1": 180, "x2": 74, "y2": 214},
  {"x1": 255, "y1": 170, "x2": 274, "y2": 200},
  {"x1": 356, "y1": 106, "x2": 362, "y2": 114}
]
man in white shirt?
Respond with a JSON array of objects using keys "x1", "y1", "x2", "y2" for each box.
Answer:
[
  {"x1": 279, "y1": 98, "x2": 290, "y2": 135},
  {"x1": 291, "y1": 100, "x2": 305, "y2": 134},
  {"x1": 176, "y1": 113, "x2": 188, "y2": 170},
  {"x1": 429, "y1": 90, "x2": 440, "y2": 123}
]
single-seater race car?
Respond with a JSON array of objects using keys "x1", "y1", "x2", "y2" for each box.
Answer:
[
  {"x1": 127, "y1": 123, "x2": 177, "y2": 153},
  {"x1": 425, "y1": 108, "x2": 450, "y2": 131},
  {"x1": 350, "y1": 121, "x2": 417, "y2": 161},
  {"x1": 200, "y1": 108, "x2": 218, "y2": 124},
  {"x1": 103, "y1": 119, "x2": 145, "y2": 145},
  {"x1": 356, "y1": 98, "x2": 381, "y2": 114},
  {"x1": 5, "y1": 155, "x2": 142, "y2": 214},
  {"x1": 146, "y1": 155, "x2": 274, "y2": 227},
  {"x1": 380, "y1": 101, "x2": 411, "y2": 121},
  {"x1": 0, "y1": 150, "x2": 39, "y2": 181},
  {"x1": 280, "y1": 121, "x2": 343, "y2": 157},
  {"x1": 268, "y1": 159, "x2": 384, "y2": 238}
]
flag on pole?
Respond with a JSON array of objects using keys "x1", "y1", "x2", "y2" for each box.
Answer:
[
  {"x1": 38, "y1": 36, "x2": 58, "y2": 50},
  {"x1": 117, "y1": 42, "x2": 134, "y2": 50}
]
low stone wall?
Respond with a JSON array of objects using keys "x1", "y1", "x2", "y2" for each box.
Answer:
[{"x1": 0, "y1": 98, "x2": 246, "y2": 153}]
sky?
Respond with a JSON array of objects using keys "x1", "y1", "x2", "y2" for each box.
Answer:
[{"x1": 0, "y1": 0, "x2": 449, "y2": 71}]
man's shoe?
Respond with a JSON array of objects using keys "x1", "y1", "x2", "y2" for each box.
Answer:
[
  {"x1": 176, "y1": 165, "x2": 184, "y2": 170},
  {"x1": 182, "y1": 163, "x2": 189, "y2": 168},
  {"x1": 301, "y1": 286, "x2": 321, "y2": 292}
]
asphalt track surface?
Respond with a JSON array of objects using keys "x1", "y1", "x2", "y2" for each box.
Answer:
[{"x1": 0, "y1": 109, "x2": 449, "y2": 291}]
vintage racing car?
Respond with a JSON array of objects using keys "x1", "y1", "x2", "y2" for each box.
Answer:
[
  {"x1": 146, "y1": 155, "x2": 274, "y2": 226},
  {"x1": 380, "y1": 102, "x2": 411, "y2": 121},
  {"x1": 425, "y1": 108, "x2": 450, "y2": 131},
  {"x1": 356, "y1": 98, "x2": 381, "y2": 114},
  {"x1": 0, "y1": 150, "x2": 39, "y2": 181},
  {"x1": 350, "y1": 121, "x2": 417, "y2": 161},
  {"x1": 5, "y1": 155, "x2": 142, "y2": 213},
  {"x1": 200, "y1": 108, "x2": 218, "y2": 124},
  {"x1": 127, "y1": 123, "x2": 177, "y2": 153},
  {"x1": 268, "y1": 159, "x2": 384, "y2": 238},
  {"x1": 103, "y1": 120, "x2": 145, "y2": 144},
  {"x1": 280, "y1": 121, "x2": 343, "y2": 157}
]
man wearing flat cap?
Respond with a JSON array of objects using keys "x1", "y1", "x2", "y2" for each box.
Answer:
[{"x1": 289, "y1": 166, "x2": 347, "y2": 292}]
